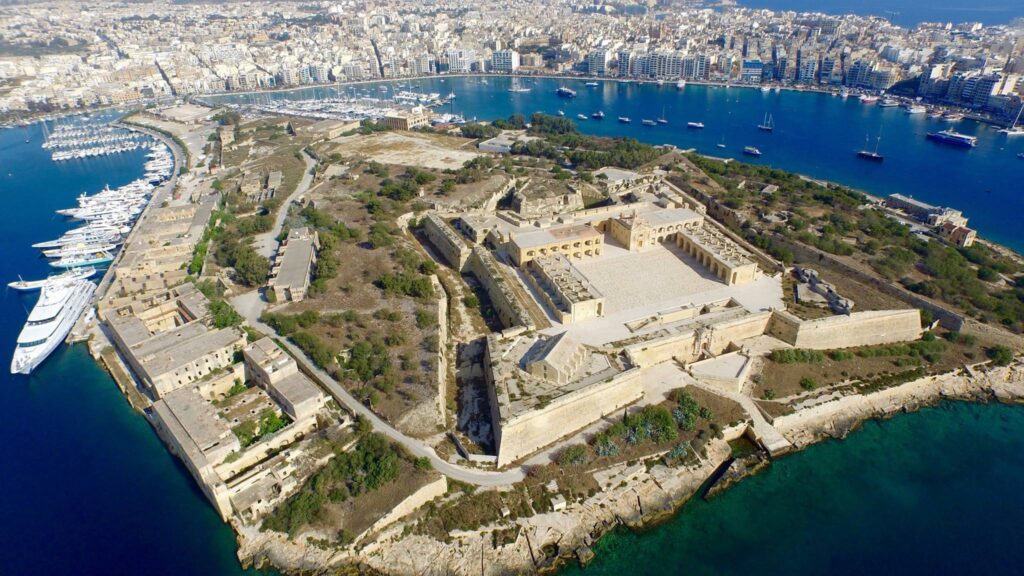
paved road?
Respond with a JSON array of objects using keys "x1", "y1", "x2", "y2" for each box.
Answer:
[
  {"x1": 252, "y1": 150, "x2": 317, "y2": 258},
  {"x1": 231, "y1": 294, "x2": 526, "y2": 487}
]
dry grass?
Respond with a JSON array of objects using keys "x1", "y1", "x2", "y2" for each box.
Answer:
[
  {"x1": 315, "y1": 460, "x2": 438, "y2": 538},
  {"x1": 755, "y1": 334, "x2": 988, "y2": 400}
]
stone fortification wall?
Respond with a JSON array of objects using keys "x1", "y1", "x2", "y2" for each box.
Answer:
[
  {"x1": 769, "y1": 309, "x2": 922, "y2": 349},
  {"x1": 357, "y1": 476, "x2": 448, "y2": 544},
  {"x1": 771, "y1": 233, "x2": 964, "y2": 331},
  {"x1": 149, "y1": 403, "x2": 234, "y2": 520},
  {"x1": 466, "y1": 246, "x2": 534, "y2": 330},
  {"x1": 493, "y1": 368, "x2": 642, "y2": 467},
  {"x1": 423, "y1": 214, "x2": 470, "y2": 271},
  {"x1": 624, "y1": 311, "x2": 772, "y2": 368},
  {"x1": 431, "y1": 275, "x2": 449, "y2": 428},
  {"x1": 707, "y1": 311, "x2": 774, "y2": 352}
]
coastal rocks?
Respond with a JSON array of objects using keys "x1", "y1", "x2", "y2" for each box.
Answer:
[
  {"x1": 705, "y1": 453, "x2": 769, "y2": 499},
  {"x1": 360, "y1": 443, "x2": 731, "y2": 575},
  {"x1": 773, "y1": 363, "x2": 1024, "y2": 449}
]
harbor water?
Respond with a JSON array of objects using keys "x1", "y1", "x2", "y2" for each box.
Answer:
[
  {"x1": 1, "y1": 79, "x2": 1022, "y2": 575},
  {"x1": 208, "y1": 76, "x2": 1024, "y2": 252},
  {"x1": 0, "y1": 120, "x2": 268, "y2": 575}
]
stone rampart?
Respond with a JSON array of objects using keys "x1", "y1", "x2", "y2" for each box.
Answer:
[
  {"x1": 770, "y1": 309, "x2": 922, "y2": 349},
  {"x1": 423, "y1": 214, "x2": 470, "y2": 271},
  {"x1": 466, "y1": 246, "x2": 534, "y2": 330},
  {"x1": 357, "y1": 475, "x2": 448, "y2": 543},
  {"x1": 494, "y1": 368, "x2": 642, "y2": 467}
]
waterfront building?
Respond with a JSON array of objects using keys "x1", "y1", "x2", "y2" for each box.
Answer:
[
  {"x1": 491, "y1": 50, "x2": 520, "y2": 73},
  {"x1": 741, "y1": 59, "x2": 764, "y2": 84},
  {"x1": 587, "y1": 50, "x2": 608, "y2": 76},
  {"x1": 378, "y1": 106, "x2": 431, "y2": 130},
  {"x1": 445, "y1": 48, "x2": 476, "y2": 73}
]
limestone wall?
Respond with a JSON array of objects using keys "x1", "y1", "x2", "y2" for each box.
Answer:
[
  {"x1": 495, "y1": 368, "x2": 642, "y2": 467},
  {"x1": 771, "y1": 309, "x2": 922, "y2": 350},
  {"x1": 625, "y1": 331, "x2": 698, "y2": 368},
  {"x1": 212, "y1": 416, "x2": 318, "y2": 481},
  {"x1": 423, "y1": 214, "x2": 470, "y2": 271},
  {"x1": 432, "y1": 275, "x2": 449, "y2": 428},
  {"x1": 149, "y1": 403, "x2": 234, "y2": 520},
  {"x1": 707, "y1": 311, "x2": 773, "y2": 352},
  {"x1": 771, "y1": 233, "x2": 964, "y2": 331},
  {"x1": 466, "y1": 246, "x2": 534, "y2": 330},
  {"x1": 357, "y1": 475, "x2": 448, "y2": 543}
]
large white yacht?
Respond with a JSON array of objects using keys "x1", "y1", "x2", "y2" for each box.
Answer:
[{"x1": 10, "y1": 279, "x2": 96, "y2": 374}]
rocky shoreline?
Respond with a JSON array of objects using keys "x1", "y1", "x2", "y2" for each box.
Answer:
[{"x1": 282, "y1": 360, "x2": 1023, "y2": 576}]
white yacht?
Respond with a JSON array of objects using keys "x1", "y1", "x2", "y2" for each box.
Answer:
[
  {"x1": 10, "y1": 279, "x2": 96, "y2": 374},
  {"x1": 7, "y1": 267, "x2": 98, "y2": 292}
]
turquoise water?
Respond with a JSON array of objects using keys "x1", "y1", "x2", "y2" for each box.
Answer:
[
  {"x1": 0, "y1": 119, "x2": 269, "y2": 575},
  {"x1": 209, "y1": 77, "x2": 1024, "y2": 252},
  {"x1": 561, "y1": 401, "x2": 1024, "y2": 576}
]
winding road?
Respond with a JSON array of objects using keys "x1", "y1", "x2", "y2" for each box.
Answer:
[{"x1": 252, "y1": 150, "x2": 317, "y2": 258}]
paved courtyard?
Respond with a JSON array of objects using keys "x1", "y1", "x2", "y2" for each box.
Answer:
[
  {"x1": 544, "y1": 241, "x2": 785, "y2": 346},
  {"x1": 574, "y1": 242, "x2": 723, "y2": 315}
]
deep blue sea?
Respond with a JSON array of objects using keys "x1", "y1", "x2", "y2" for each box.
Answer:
[
  {"x1": 2, "y1": 79, "x2": 1023, "y2": 576},
  {"x1": 0, "y1": 118, "x2": 267, "y2": 575},
  {"x1": 736, "y1": 0, "x2": 1021, "y2": 27},
  {"x1": 210, "y1": 76, "x2": 1024, "y2": 252}
]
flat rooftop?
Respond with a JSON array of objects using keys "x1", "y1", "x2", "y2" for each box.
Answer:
[
  {"x1": 140, "y1": 325, "x2": 243, "y2": 377},
  {"x1": 163, "y1": 387, "x2": 236, "y2": 455},
  {"x1": 514, "y1": 223, "x2": 601, "y2": 249},
  {"x1": 271, "y1": 228, "x2": 316, "y2": 290}
]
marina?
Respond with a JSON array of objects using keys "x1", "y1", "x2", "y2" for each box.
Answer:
[
  {"x1": 7, "y1": 129, "x2": 173, "y2": 374},
  {"x1": 202, "y1": 76, "x2": 1024, "y2": 250}
]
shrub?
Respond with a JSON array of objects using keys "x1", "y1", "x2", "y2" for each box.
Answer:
[
  {"x1": 770, "y1": 349, "x2": 825, "y2": 364},
  {"x1": 987, "y1": 346, "x2": 1014, "y2": 366},
  {"x1": 559, "y1": 444, "x2": 588, "y2": 466},
  {"x1": 799, "y1": 377, "x2": 818, "y2": 391}
]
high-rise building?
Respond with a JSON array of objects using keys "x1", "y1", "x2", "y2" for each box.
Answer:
[
  {"x1": 819, "y1": 56, "x2": 836, "y2": 85},
  {"x1": 740, "y1": 59, "x2": 764, "y2": 83},
  {"x1": 618, "y1": 49, "x2": 632, "y2": 77},
  {"x1": 845, "y1": 59, "x2": 873, "y2": 88},
  {"x1": 412, "y1": 54, "x2": 436, "y2": 76},
  {"x1": 491, "y1": 50, "x2": 520, "y2": 73},
  {"x1": 445, "y1": 49, "x2": 476, "y2": 73},
  {"x1": 796, "y1": 59, "x2": 817, "y2": 84},
  {"x1": 587, "y1": 50, "x2": 608, "y2": 76}
]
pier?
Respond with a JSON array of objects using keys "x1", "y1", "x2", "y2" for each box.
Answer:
[{"x1": 67, "y1": 122, "x2": 183, "y2": 343}]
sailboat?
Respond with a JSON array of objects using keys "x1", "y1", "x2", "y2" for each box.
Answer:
[
  {"x1": 656, "y1": 107, "x2": 668, "y2": 124},
  {"x1": 758, "y1": 112, "x2": 774, "y2": 132},
  {"x1": 508, "y1": 77, "x2": 531, "y2": 93},
  {"x1": 716, "y1": 135, "x2": 726, "y2": 149},
  {"x1": 857, "y1": 134, "x2": 884, "y2": 162},
  {"x1": 998, "y1": 103, "x2": 1024, "y2": 136}
]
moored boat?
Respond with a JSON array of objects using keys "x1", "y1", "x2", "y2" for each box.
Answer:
[
  {"x1": 926, "y1": 130, "x2": 977, "y2": 148},
  {"x1": 50, "y1": 251, "x2": 115, "y2": 269},
  {"x1": 7, "y1": 267, "x2": 98, "y2": 292},
  {"x1": 10, "y1": 279, "x2": 96, "y2": 374},
  {"x1": 743, "y1": 146, "x2": 762, "y2": 157}
]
